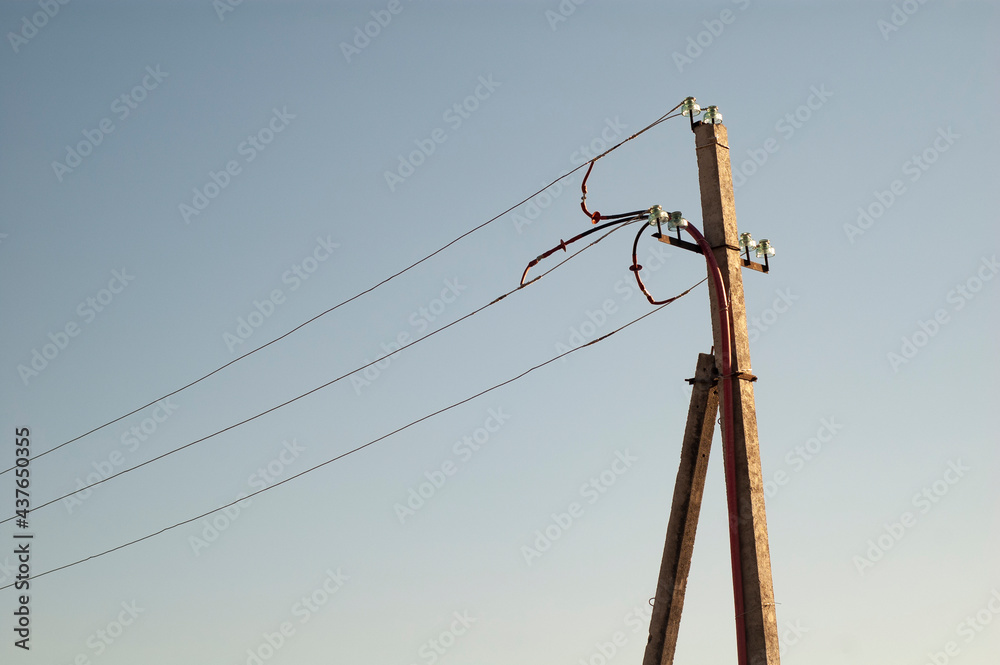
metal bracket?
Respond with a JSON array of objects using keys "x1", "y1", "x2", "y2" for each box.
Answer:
[
  {"x1": 740, "y1": 246, "x2": 770, "y2": 274},
  {"x1": 656, "y1": 234, "x2": 770, "y2": 274},
  {"x1": 740, "y1": 257, "x2": 769, "y2": 274},
  {"x1": 723, "y1": 371, "x2": 758, "y2": 383},
  {"x1": 654, "y1": 233, "x2": 703, "y2": 255}
]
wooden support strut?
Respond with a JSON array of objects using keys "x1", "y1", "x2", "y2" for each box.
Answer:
[{"x1": 643, "y1": 353, "x2": 719, "y2": 665}]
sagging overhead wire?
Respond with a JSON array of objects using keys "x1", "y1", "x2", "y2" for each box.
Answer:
[
  {"x1": 0, "y1": 99, "x2": 689, "y2": 479},
  {"x1": 519, "y1": 213, "x2": 646, "y2": 286},
  {"x1": 0, "y1": 293, "x2": 701, "y2": 591},
  {"x1": 523, "y1": 146, "x2": 704, "y2": 306},
  {"x1": 2, "y1": 220, "x2": 646, "y2": 527},
  {"x1": 522, "y1": 112, "x2": 695, "y2": 288},
  {"x1": 631, "y1": 209, "x2": 695, "y2": 305}
]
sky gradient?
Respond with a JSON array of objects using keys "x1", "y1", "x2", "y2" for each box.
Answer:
[{"x1": 1, "y1": 1, "x2": 999, "y2": 664}]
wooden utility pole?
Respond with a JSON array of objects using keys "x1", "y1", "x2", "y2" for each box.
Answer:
[
  {"x1": 694, "y1": 119, "x2": 781, "y2": 665},
  {"x1": 643, "y1": 353, "x2": 718, "y2": 665},
  {"x1": 643, "y1": 116, "x2": 780, "y2": 665}
]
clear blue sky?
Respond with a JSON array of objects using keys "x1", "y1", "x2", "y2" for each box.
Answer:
[{"x1": 1, "y1": 1, "x2": 998, "y2": 664}]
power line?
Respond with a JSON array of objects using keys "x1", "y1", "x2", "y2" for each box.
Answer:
[
  {"x1": 0, "y1": 293, "x2": 701, "y2": 591},
  {"x1": 4, "y1": 220, "x2": 670, "y2": 526},
  {"x1": 0, "y1": 101, "x2": 686, "y2": 477}
]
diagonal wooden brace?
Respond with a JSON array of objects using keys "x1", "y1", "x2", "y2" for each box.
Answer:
[{"x1": 643, "y1": 352, "x2": 720, "y2": 665}]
